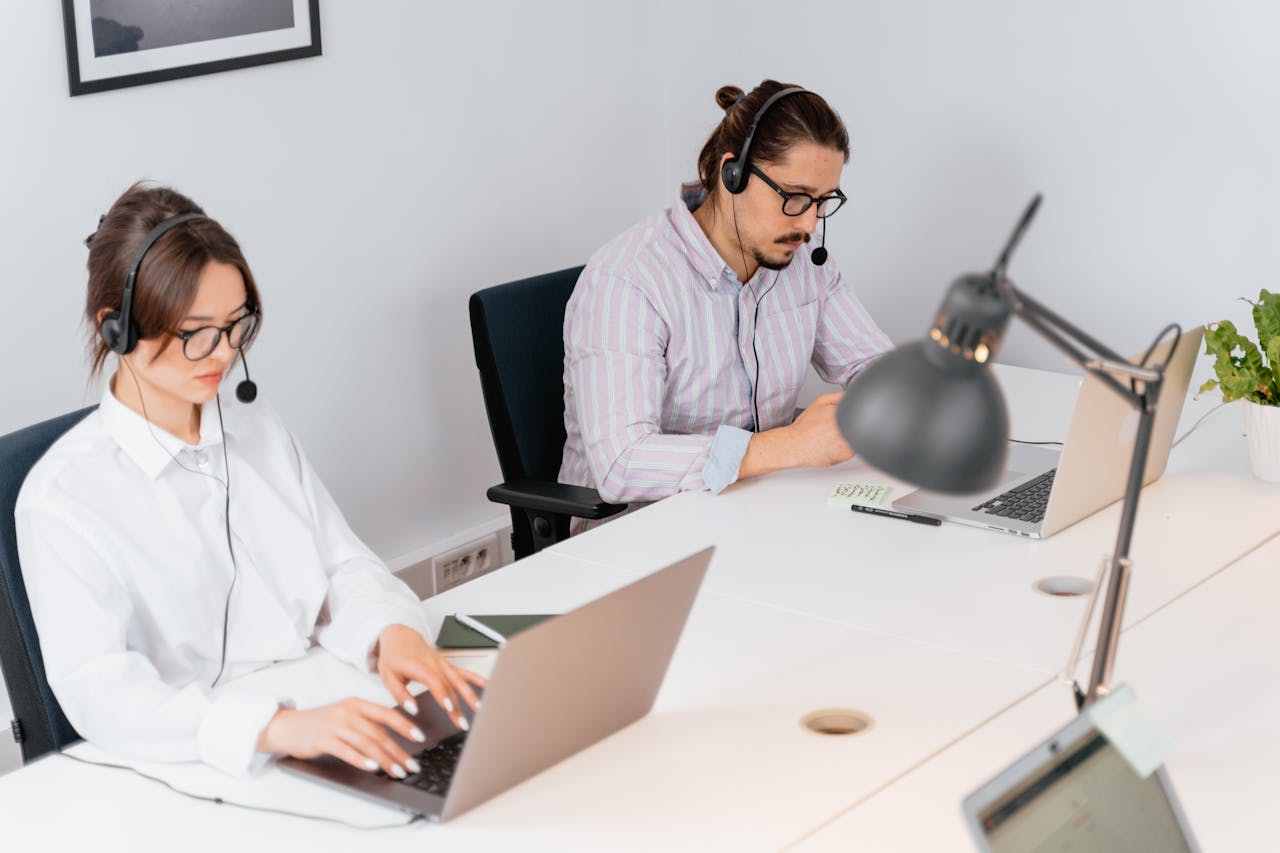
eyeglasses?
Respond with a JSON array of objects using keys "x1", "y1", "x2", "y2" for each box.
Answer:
[
  {"x1": 174, "y1": 311, "x2": 260, "y2": 361},
  {"x1": 748, "y1": 165, "x2": 846, "y2": 218}
]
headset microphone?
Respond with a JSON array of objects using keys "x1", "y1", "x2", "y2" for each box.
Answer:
[
  {"x1": 235, "y1": 350, "x2": 258, "y2": 403},
  {"x1": 811, "y1": 218, "x2": 829, "y2": 266}
]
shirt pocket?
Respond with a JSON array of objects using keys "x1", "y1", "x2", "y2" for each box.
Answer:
[{"x1": 755, "y1": 299, "x2": 820, "y2": 412}]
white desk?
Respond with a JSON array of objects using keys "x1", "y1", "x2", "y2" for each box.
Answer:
[
  {"x1": 0, "y1": 365, "x2": 1274, "y2": 851},
  {"x1": 793, "y1": 530, "x2": 1280, "y2": 851},
  {"x1": 0, "y1": 550, "x2": 1048, "y2": 852}
]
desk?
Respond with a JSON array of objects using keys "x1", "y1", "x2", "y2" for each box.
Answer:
[
  {"x1": 793, "y1": 530, "x2": 1280, "y2": 851},
  {"x1": 0, "y1": 366, "x2": 1275, "y2": 851}
]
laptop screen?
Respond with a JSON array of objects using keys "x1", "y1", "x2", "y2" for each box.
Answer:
[{"x1": 978, "y1": 730, "x2": 1194, "y2": 852}]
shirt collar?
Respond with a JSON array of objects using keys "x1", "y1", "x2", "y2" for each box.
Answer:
[
  {"x1": 99, "y1": 382, "x2": 229, "y2": 480},
  {"x1": 670, "y1": 183, "x2": 738, "y2": 289}
]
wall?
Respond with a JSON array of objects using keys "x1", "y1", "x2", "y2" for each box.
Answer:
[{"x1": 661, "y1": 1, "x2": 1280, "y2": 370}]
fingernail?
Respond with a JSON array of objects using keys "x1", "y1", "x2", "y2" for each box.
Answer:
[
  {"x1": 457, "y1": 716, "x2": 470, "y2": 732},
  {"x1": 363, "y1": 758, "x2": 378, "y2": 772},
  {"x1": 391, "y1": 764, "x2": 406, "y2": 779},
  {"x1": 410, "y1": 727, "x2": 426, "y2": 743},
  {"x1": 443, "y1": 698, "x2": 455, "y2": 713},
  {"x1": 405, "y1": 758, "x2": 421, "y2": 774},
  {"x1": 404, "y1": 699, "x2": 419, "y2": 716}
]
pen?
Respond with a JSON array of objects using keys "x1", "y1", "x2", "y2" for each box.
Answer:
[
  {"x1": 849, "y1": 504, "x2": 941, "y2": 526},
  {"x1": 454, "y1": 613, "x2": 507, "y2": 647}
]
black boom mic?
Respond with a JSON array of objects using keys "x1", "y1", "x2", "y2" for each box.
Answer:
[
  {"x1": 236, "y1": 350, "x2": 258, "y2": 403},
  {"x1": 811, "y1": 217, "x2": 828, "y2": 266}
]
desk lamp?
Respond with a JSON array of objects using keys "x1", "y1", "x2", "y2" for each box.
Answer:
[{"x1": 837, "y1": 195, "x2": 1181, "y2": 710}]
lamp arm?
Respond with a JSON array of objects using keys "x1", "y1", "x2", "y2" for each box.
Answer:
[
  {"x1": 1002, "y1": 281, "x2": 1146, "y2": 406},
  {"x1": 997, "y1": 281, "x2": 1177, "y2": 709}
]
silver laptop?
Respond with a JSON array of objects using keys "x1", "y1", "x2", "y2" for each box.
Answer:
[
  {"x1": 894, "y1": 326, "x2": 1203, "y2": 539},
  {"x1": 963, "y1": 686, "x2": 1199, "y2": 852},
  {"x1": 279, "y1": 546, "x2": 713, "y2": 821}
]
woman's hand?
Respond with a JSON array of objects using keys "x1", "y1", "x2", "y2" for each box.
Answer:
[
  {"x1": 257, "y1": 698, "x2": 427, "y2": 778},
  {"x1": 375, "y1": 623, "x2": 487, "y2": 732}
]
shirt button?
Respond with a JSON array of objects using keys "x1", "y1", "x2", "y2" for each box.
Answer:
[{"x1": 193, "y1": 450, "x2": 209, "y2": 467}]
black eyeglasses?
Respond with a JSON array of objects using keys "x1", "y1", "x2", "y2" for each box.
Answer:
[
  {"x1": 174, "y1": 311, "x2": 260, "y2": 361},
  {"x1": 748, "y1": 164, "x2": 846, "y2": 218}
]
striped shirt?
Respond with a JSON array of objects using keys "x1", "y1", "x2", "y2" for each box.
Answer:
[{"x1": 560, "y1": 188, "x2": 891, "y2": 522}]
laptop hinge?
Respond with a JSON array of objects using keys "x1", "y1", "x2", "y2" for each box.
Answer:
[{"x1": 10, "y1": 718, "x2": 24, "y2": 744}]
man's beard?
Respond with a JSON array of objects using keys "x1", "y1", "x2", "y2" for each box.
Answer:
[{"x1": 753, "y1": 232, "x2": 810, "y2": 272}]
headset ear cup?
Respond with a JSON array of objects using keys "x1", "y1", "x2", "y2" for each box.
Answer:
[
  {"x1": 727, "y1": 156, "x2": 747, "y2": 193},
  {"x1": 722, "y1": 157, "x2": 745, "y2": 195},
  {"x1": 100, "y1": 310, "x2": 137, "y2": 355}
]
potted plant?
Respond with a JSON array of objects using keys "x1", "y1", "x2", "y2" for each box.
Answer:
[{"x1": 1199, "y1": 288, "x2": 1280, "y2": 481}]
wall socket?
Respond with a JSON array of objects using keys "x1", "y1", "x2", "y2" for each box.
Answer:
[
  {"x1": 393, "y1": 526, "x2": 514, "y2": 598},
  {"x1": 431, "y1": 533, "x2": 500, "y2": 593}
]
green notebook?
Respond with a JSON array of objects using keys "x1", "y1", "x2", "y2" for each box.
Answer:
[{"x1": 435, "y1": 614, "x2": 556, "y2": 649}]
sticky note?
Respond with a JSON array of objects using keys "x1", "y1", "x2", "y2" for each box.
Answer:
[
  {"x1": 1087, "y1": 685, "x2": 1171, "y2": 779},
  {"x1": 828, "y1": 482, "x2": 889, "y2": 508}
]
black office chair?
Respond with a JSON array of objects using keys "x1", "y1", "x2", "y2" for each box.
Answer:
[
  {"x1": 0, "y1": 407, "x2": 94, "y2": 763},
  {"x1": 469, "y1": 266, "x2": 626, "y2": 559}
]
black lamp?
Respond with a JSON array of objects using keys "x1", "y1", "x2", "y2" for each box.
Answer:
[{"x1": 837, "y1": 194, "x2": 1180, "y2": 710}]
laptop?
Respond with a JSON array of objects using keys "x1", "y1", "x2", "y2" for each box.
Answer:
[
  {"x1": 962, "y1": 687, "x2": 1200, "y2": 852},
  {"x1": 279, "y1": 546, "x2": 713, "y2": 821},
  {"x1": 894, "y1": 326, "x2": 1204, "y2": 539}
]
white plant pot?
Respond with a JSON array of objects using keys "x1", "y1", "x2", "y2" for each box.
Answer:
[{"x1": 1243, "y1": 400, "x2": 1280, "y2": 482}]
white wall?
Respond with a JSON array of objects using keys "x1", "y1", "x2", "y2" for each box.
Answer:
[
  {"x1": 1, "y1": 2, "x2": 667, "y2": 553},
  {"x1": 661, "y1": 1, "x2": 1280, "y2": 370}
]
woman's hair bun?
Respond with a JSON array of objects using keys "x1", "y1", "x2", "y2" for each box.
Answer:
[{"x1": 715, "y1": 85, "x2": 745, "y2": 112}]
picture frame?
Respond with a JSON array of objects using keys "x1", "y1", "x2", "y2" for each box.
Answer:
[{"x1": 61, "y1": 0, "x2": 321, "y2": 97}]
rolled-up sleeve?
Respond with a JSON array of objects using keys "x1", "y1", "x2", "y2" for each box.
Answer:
[
  {"x1": 18, "y1": 506, "x2": 284, "y2": 777},
  {"x1": 565, "y1": 266, "x2": 720, "y2": 504}
]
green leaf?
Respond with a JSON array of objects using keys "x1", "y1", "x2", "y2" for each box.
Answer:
[
  {"x1": 1254, "y1": 289, "x2": 1280, "y2": 365},
  {"x1": 1203, "y1": 319, "x2": 1270, "y2": 403}
]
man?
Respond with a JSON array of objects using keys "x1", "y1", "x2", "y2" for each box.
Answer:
[{"x1": 560, "y1": 80, "x2": 891, "y2": 525}]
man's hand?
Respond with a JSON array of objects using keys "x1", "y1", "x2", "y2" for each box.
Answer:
[{"x1": 738, "y1": 391, "x2": 854, "y2": 480}]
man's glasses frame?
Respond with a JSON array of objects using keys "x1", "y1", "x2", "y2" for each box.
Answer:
[{"x1": 748, "y1": 164, "x2": 846, "y2": 218}]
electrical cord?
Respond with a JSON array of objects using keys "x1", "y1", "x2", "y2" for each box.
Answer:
[
  {"x1": 58, "y1": 752, "x2": 423, "y2": 830},
  {"x1": 730, "y1": 193, "x2": 781, "y2": 432},
  {"x1": 120, "y1": 358, "x2": 238, "y2": 687}
]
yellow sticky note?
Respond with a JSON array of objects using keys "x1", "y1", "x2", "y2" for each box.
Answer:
[
  {"x1": 828, "y1": 482, "x2": 889, "y2": 508},
  {"x1": 1088, "y1": 685, "x2": 1171, "y2": 779}
]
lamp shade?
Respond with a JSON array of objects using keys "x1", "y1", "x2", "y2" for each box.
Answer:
[{"x1": 837, "y1": 340, "x2": 1011, "y2": 494}]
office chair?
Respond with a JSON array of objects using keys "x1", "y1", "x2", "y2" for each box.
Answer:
[
  {"x1": 0, "y1": 407, "x2": 94, "y2": 763},
  {"x1": 469, "y1": 266, "x2": 626, "y2": 559}
]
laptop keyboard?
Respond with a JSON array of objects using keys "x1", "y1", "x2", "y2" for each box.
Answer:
[
  {"x1": 394, "y1": 732, "x2": 468, "y2": 796},
  {"x1": 973, "y1": 469, "x2": 1056, "y2": 524}
]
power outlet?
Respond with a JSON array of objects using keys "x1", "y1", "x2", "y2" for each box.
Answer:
[{"x1": 432, "y1": 533, "x2": 500, "y2": 594}]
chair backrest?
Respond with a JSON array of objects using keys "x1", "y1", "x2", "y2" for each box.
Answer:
[
  {"x1": 0, "y1": 407, "x2": 94, "y2": 762},
  {"x1": 469, "y1": 266, "x2": 584, "y2": 483}
]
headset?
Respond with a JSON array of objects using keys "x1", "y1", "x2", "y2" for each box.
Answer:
[
  {"x1": 720, "y1": 86, "x2": 809, "y2": 195},
  {"x1": 100, "y1": 213, "x2": 204, "y2": 355}
]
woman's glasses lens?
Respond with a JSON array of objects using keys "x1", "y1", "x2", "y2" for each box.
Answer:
[{"x1": 182, "y1": 313, "x2": 260, "y2": 360}]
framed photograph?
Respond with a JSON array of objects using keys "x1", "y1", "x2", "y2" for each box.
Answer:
[{"x1": 61, "y1": 0, "x2": 321, "y2": 96}]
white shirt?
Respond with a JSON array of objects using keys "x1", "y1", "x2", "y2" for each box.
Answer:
[{"x1": 15, "y1": 385, "x2": 429, "y2": 776}]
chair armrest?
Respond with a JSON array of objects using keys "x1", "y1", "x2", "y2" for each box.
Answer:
[{"x1": 487, "y1": 479, "x2": 627, "y2": 521}]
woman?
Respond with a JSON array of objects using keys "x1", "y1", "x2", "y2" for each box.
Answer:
[{"x1": 15, "y1": 183, "x2": 482, "y2": 779}]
